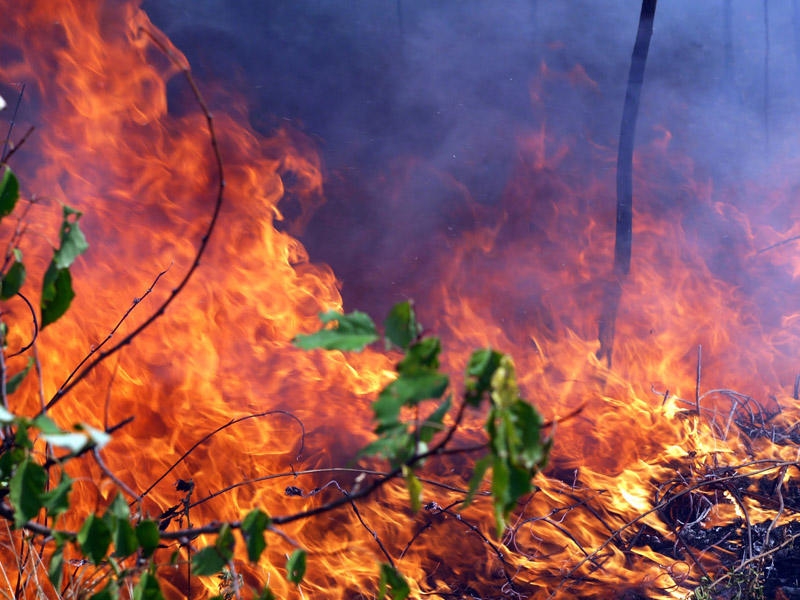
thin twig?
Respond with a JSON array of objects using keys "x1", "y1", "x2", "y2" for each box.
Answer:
[
  {"x1": 189, "y1": 466, "x2": 481, "y2": 511},
  {"x1": 1, "y1": 126, "x2": 35, "y2": 165},
  {"x1": 139, "y1": 409, "x2": 305, "y2": 500},
  {"x1": 271, "y1": 397, "x2": 474, "y2": 526},
  {"x1": 91, "y1": 447, "x2": 142, "y2": 503},
  {"x1": 437, "y1": 502, "x2": 519, "y2": 594},
  {"x1": 1, "y1": 83, "x2": 25, "y2": 163},
  {"x1": 545, "y1": 459, "x2": 797, "y2": 599},
  {"x1": 757, "y1": 233, "x2": 800, "y2": 255},
  {"x1": 7, "y1": 292, "x2": 38, "y2": 358},
  {"x1": 56, "y1": 266, "x2": 170, "y2": 395},
  {"x1": 763, "y1": 464, "x2": 787, "y2": 551},
  {"x1": 341, "y1": 484, "x2": 395, "y2": 568}
]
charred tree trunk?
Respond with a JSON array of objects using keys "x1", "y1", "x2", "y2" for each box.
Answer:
[{"x1": 597, "y1": 0, "x2": 657, "y2": 366}]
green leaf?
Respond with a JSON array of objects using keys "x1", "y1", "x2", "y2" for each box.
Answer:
[
  {"x1": 6, "y1": 358, "x2": 32, "y2": 395},
  {"x1": 359, "y1": 428, "x2": 414, "y2": 466},
  {"x1": 463, "y1": 455, "x2": 491, "y2": 509},
  {"x1": 255, "y1": 588, "x2": 277, "y2": 600},
  {"x1": 509, "y1": 401, "x2": 547, "y2": 469},
  {"x1": 376, "y1": 371, "x2": 448, "y2": 413},
  {"x1": 419, "y1": 395, "x2": 451, "y2": 443},
  {"x1": 193, "y1": 524, "x2": 235, "y2": 576},
  {"x1": 112, "y1": 519, "x2": 139, "y2": 558},
  {"x1": 286, "y1": 549, "x2": 306, "y2": 584},
  {"x1": 0, "y1": 447, "x2": 24, "y2": 484},
  {"x1": 241, "y1": 508, "x2": 270, "y2": 562},
  {"x1": 216, "y1": 523, "x2": 235, "y2": 560},
  {"x1": 42, "y1": 472, "x2": 73, "y2": 519},
  {"x1": 398, "y1": 337, "x2": 441, "y2": 373},
  {"x1": 135, "y1": 520, "x2": 160, "y2": 558},
  {"x1": 133, "y1": 571, "x2": 164, "y2": 600},
  {"x1": 53, "y1": 206, "x2": 88, "y2": 270},
  {"x1": 378, "y1": 563, "x2": 410, "y2": 600},
  {"x1": 402, "y1": 465, "x2": 422, "y2": 513},
  {"x1": 465, "y1": 348, "x2": 504, "y2": 406},
  {"x1": 1, "y1": 255, "x2": 25, "y2": 300},
  {"x1": 48, "y1": 541, "x2": 65, "y2": 591},
  {"x1": 78, "y1": 514, "x2": 112, "y2": 564},
  {"x1": 384, "y1": 301, "x2": 420, "y2": 350},
  {"x1": 192, "y1": 547, "x2": 228, "y2": 576},
  {"x1": 105, "y1": 492, "x2": 130, "y2": 521},
  {"x1": 41, "y1": 264, "x2": 75, "y2": 328},
  {"x1": 33, "y1": 414, "x2": 63, "y2": 435},
  {"x1": 293, "y1": 310, "x2": 378, "y2": 351},
  {"x1": 0, "y1": 167, "x2": 19, "y2": 218},
  {"x1": 14, "y1": 421, "x2": 33, "y2": 449},
  {"x1": 489, "y1": 355, "x2": 518, "y2": 409},
  {"x1": 491, "y1": 456, "x2": 511, "y2": 536},
  {"x1": 9, "y1": 458, "x2": 47, "y2": 528},
  {"x1": 105, "y1": 494, "x2": 138, "y2": 559}
]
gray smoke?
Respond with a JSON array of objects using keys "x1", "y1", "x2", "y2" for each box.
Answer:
[{"x1": 143, "y1": 0, "x2": 800, "y2": 314}]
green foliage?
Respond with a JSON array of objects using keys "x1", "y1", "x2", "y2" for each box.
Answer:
[
  {"x1": 292, "y1": 309, "x2": 378, "y2": 351},
  {"x1": 1, "y1": 249, "x2": 25, "y2": 300},
  {"x1": 193, "y1": 523, "x2": 235, "y2": 576},
  {"x1": 132, "y1": 571, "x2": 164, "y2": 600},
  {"x1": 105, "y1": 494, "x2": 139, "y2": 558},
  {"x1": 48, "y1": 539, "x2": 66, "y2": 589},
  {"x1": 6, "y1": 357, "x2": 32, "y2": 394},
  {"x1": 295, "y1": 301, "x2": 551, "y2": 551},
  {"x1": 0, "y1": 167, "x2": 19, "y2": 217},
  {"x1": 135, "y1": 520, "x2": 161, "y2": 558},
  {"x1": 9, "y1": 457, "x2": 47, "y2": 528},
  {"x1": 286, "y1": 549, "x2": 307, "y2": 584},
  {"x1": 467, "y1": 355, "x2": 551, "y2": 535},
  {"x1": 383, "y1": 300, "x2": 421, "y2": 350},
  {"x1": 242, "y1": 508, "x2": 270, "y2": 562},
  {"x1": 78, "y1": 514, "x2": 112, "y2": 564},
  {"x1": 378, "y1": 563, "x2": 410, "y2": 600},
  {"x1": 41, "y1": 205, "x2": 88, "y2": 328}
]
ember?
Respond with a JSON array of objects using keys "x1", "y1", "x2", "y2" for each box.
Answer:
[{"x1": 2, "y1": 1, "x2": 800, "y2": 599}]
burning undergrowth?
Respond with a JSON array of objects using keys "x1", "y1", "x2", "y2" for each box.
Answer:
[{"x1": 1, "y1": 0, "x2": 800, "y2": 599}]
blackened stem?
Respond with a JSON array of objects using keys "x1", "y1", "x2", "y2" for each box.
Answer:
[{"x1": 598, "y1": 0, "x2": 657, "y2": 366}]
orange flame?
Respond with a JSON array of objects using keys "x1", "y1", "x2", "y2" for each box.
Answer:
[{"x1": 2, "y1": 1, "x2": 800, "y2": 598}]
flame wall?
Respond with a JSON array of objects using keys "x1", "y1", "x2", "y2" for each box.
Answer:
[{"x1": 3, "y1": 0, "x2": 800, "y2": 598}]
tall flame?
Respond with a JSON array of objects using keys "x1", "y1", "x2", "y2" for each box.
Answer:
[{"x1": 2, "y1": 1, "x2": 800, "y2": 598}]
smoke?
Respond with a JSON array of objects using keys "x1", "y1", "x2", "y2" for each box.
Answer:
[{"x1": 143, "y1": 0, "x2": 800, "y2": 317}]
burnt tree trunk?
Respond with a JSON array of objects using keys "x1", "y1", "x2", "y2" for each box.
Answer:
[{"x1": 597, "y1": 0, "x2": 657, "y2": 366}]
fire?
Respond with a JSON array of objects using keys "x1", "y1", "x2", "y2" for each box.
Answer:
[{"x1": 2, "y1": 1, "x2": 800, "y2": 598}]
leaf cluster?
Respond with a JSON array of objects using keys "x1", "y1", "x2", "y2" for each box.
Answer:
[
  {"x1": 293, "y1": 301, "x2": 553, "y2": 595},
  {"x1": 0, "y1": 166, "x2": 87, "y2": 332}
]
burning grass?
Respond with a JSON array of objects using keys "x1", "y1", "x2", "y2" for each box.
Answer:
[{"x1": 3, "y1": 1, "x2": 800, "y2": 599}]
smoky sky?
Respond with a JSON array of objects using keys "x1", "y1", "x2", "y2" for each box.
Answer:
[{"x1": 143, "y1": 0, "x2": 800, "y2": 314}]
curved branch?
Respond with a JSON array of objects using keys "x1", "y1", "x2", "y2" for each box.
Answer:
[
  {"x1": 7, "y1": 292, "x2": 38, "y2": 358},
  {"x1": 44, "y1": 27, "x2": 225, "y2": 412},
  {"x1": 56, "y1": 266, "x2": 169, "y2": 393},
  {"x1": 140, "y1": 410, "x2": 305, "y2": 500}
]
